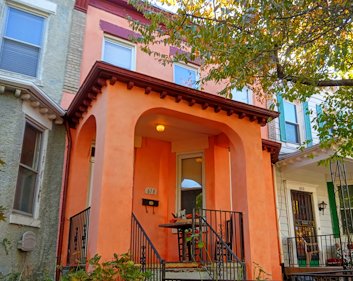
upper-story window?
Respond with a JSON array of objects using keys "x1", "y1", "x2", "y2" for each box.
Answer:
[
  {"x1": 283, "y1": 101, "x2": 300, "y2": 144},
  {"x1": 13, "y1": 121, "x2": 44, "y2": 215},
  {"x1": 231, "y1": 87, "x2": 252, "y2": 104},
  {"x1": 0, "y1": 7, "x2": 45, "y2": 77},
  {"x1": 173, "y1": 63, "x2": 198, "y2": 89},
  {"x1": 102, "y1": 37, "x2": 136, "y2": 70}
]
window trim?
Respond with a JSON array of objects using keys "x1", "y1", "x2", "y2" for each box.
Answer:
[
  {"x1": 231, "y1": 87, "x2": 253, "y2": 104},
  {"x1": 10, "y1": 101, "x2": 50, "y2": 227},
  {"x1": 173, "y1": 62, "x2": 199, "y2": 89},
  {"x1": 284, "y1": 101, "x2": 300, "y2": 144},
  {"x1": 278, "y1": 95, "x2": 302, "y2": 145},
  {"x1": 0, "y1": 5, "x2": 47, "y2": 79},
  {"x1": 13, "y1": 119, "x2": 44, "y2": 216},
  {"x1": 102, "y1": 35, "x2": 136, "y2": 71}
]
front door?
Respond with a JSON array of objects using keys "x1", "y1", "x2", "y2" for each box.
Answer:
[
  {"x1": 178, "y1": 153, "x2": 204, "y2": 215},
  {"x1": 291, "y1": 190, "x2": 318, "y2": 266}
]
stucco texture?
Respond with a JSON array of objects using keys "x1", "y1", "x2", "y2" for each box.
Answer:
[{"x1": 0, "y1": 92, "x2": 65, "y2": 279}]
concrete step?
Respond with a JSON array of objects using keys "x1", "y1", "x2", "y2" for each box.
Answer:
[
  {"x1": 164, "y1": 262, "x2": 242, "y2": 280},
  {"x1": 165, "y1": 267, "x2": 212, "y2": 280}
]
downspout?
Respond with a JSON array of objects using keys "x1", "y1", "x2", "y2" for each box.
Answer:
[
  {"x1": 56, "y1": 119, "x2": 72, "y2": 280},
  {"x1": 272, "y1": 163, "x2": 283, "y2": 277}
]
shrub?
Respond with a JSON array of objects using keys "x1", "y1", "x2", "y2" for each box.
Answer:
[{"x1": 61, "y1": 253, "x2": 151, "y2": 281}]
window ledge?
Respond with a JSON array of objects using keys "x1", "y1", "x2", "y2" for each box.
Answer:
[
  {"x1": 0, "y1": 69, "x2": 43, "y2": 86},
  {"x1": 9, "y1": 213, "x2": 41, "y2": 228},
  {"x1": 7, "y1": 0, "x2": 57, "y2": 15}
]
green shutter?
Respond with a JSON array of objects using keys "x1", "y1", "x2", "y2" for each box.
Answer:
[
  {"x1": 316, "y1": 104, "x2": 324, "y2": 129},
  {"x1": 277, "y1": 93, "x2": 286, "y2": 142},
  {"x1": 303, "y1": 101, "x2": 313, "y2": 147},
  {"x1": 327, "y1": 182, "x2": 340, "y2": 238}
]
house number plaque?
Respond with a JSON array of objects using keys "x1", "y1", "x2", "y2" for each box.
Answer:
[{"x1": 145, "y1": 187, "x2": 157, "y2": 195}]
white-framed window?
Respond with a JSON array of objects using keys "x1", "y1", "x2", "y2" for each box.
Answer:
[
  {"x1": 102, "y1": 36, "x2": 136, "y2": 70},
  {"x1": 173, "y1": 63, "x2": 199, "y2": 89},
  {"x1": 0, "y1": 6, "x2": 45, "y2": 77},
  {"x1": 284, "y1": 101, "x2": 300, "y2": 144},
  {"x1": 231, "y1": 87, "x2": 252, "y2": 104},
  {"x1": 13, "y1": 120, "x2": 44, "y2": 216},
  {"x1": 10, "y1": 102, "x2": 51, "y2": 227},
  {"x1": 177, "y1": 153, "x2": 204, "y2": 214}
]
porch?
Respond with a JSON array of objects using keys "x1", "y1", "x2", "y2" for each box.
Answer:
[
  {"x1": 284, "y1": 234, "x2": 353, "y2": 274},
  {"x1": 61, "y1": 62, "x2": 282, "y2": 280},
  {"x1": 66, "y1": 207, "x2": 246, "y2": 280}
]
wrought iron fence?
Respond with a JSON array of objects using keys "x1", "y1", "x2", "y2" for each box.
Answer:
[
  {"x1": 67, "y1": 207, "x2": 90, "y2": 266},
  {"x1": 287, "y1": 269, "x2": 353, "y2": 281},
  {"x1": 131, "y1": 213, "x2": 165, "y2": 281},
  {"x1": 190, "y1": 208, "x2": 246, "y2": 280},
  {"x1": 286, "y1": 234, "x2": 352, "y2": 268}
]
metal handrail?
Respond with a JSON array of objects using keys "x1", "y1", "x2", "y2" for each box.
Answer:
[
  {"x1": 191, "y1": 208, "x2": 246, "y2": 280},
  {"x1": 286, "y1": 233, "x2": 346, "y2": 267},
  {"x1": 200, "y1": 216, "x2": 244, "y2": 264},
  {"x1": 131, "y1": 213, "x2": 165, "y2": 281},
  {"x1": 67, "y1": 207, "x2": 90, "y2": 266}
]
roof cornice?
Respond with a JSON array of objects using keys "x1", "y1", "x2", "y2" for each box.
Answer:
[
  {"x1": 67, "y1": 61, "x2": 279, "y2": 128},
  {"x1": 262, "y1": 139, "x2": 282, "y2": 163},
  {"x1": 0, "y1": 75, "x2": 65, "y2": 124}
]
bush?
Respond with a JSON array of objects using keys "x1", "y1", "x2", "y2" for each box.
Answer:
[{"x1": 61, "y1": 253, "x2": 151, "y2": 281}]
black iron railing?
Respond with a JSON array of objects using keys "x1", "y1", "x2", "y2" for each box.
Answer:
[
  {"x1": 67, "y1": 207, "x2": 90, "y2": 266},
  {"x1": 287, "y1": 269, "x2": 353, "y2": 281},
  {"x1": 190, "y1": 208, "x2": 246, "y2": 280},
  {"x1": 286, "y1": 234, "x2": 350, "y2": 267},
  {"x1": 131, "y1": 213, "x2": 165, "y2": 281}
]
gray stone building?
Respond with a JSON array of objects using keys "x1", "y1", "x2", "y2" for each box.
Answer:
[{"x1": 0, "y1": 0, "x2": 77, "y2": 279}]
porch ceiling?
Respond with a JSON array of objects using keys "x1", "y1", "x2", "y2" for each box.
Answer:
[
  {"x1": 277, "y1": 145, "x2": 353, "y2": 181},
  {"x1": 135, "y1": 113, "x2": 222, "y2": 142}
]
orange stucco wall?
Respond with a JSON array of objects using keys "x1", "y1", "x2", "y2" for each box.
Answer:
[
  {"x1": 62, "y1": 79, "x2": 281, "y2": 279},
  {"x1": 81, "y1": 5, "x2": 224, "y2": 95}
]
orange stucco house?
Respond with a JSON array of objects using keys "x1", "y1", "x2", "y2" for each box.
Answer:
[{"x1": 58, "y1": 1, "x2": 282, "y2": 280}]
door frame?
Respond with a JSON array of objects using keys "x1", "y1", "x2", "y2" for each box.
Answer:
[
  {"x1": 286, "y1": 181, "x2": 321, "y2": 239},
  {"x1": 176, "y1": 152, "x2": 206, "y2": 213}
]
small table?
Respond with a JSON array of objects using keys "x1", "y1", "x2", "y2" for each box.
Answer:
[{"x1": 159, "y1": 220, "x2": 194, "y2": 262}]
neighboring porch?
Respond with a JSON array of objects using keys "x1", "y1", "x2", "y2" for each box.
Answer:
[
  {"x1": 276, "y1": 145, "x2": 353, "y2": 275},
  {"x1": 285, "y1": 233, "x2": 353, "y2": 268}
]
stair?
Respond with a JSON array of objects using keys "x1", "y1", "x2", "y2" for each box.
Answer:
[
  {"x1": 164, "y1": 262, "x2": 243, "y2": 280},
  {"x1": 165, "y1": 263, "x2": 212, "y2": 280}
]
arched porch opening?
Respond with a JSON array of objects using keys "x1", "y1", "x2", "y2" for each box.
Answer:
[
  {"x1": 132, "y1": 108, "x2": 246, "y2": 262},
  {"x1": 62, "y1": 114, "x2": 97, "y2": 265}
]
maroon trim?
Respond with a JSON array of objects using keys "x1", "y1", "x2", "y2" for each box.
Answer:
[
  {"x1": 169, "y1": 46, "x2": 202, "y2": 66},
  {"x1": 75, "y1": 0, "x2": 89, "y2": 12},
  {"x1": 100, "y1": 20, "x2": 141, "y2": 41},
  {"x1": 262, "y1": 139, "x2": 281, "y2": 163},
  {"x1": 67, "y1": 61, "x2": 279, "y2": 129},
  {"x1": 89, "y1": 0, "x2": 149, "y2": 24}
]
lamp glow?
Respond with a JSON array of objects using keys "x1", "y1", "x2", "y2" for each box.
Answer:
[{"x1": 156, "y1": 124, "x2": 165, "y2": 132}]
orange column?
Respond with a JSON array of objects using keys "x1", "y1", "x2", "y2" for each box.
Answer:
[
  {"x1": 228, "y1": 130, "x2": 281, "y2": 280},
  {"x1": 87, "y1": 87, "x2": 137, "y2": 260}
]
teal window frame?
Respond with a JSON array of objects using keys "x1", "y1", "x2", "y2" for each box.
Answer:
[
  {"x1": 303, "y1": 101, "x2": 313, "y2": 146},
  {"x1": 277, "y1": 94, "x2": 300, "y2": 144}
]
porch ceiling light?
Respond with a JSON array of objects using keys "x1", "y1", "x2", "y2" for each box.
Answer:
[{"x1": 156, "y1": 124, "x2": 165, "y2": 132}]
